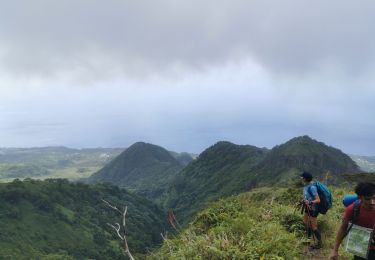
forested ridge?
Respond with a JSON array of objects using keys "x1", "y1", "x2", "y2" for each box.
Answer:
[
  {"x1": 0, "y1": 179, "x2": 164, "y2": 259},
  {"x1": 163, "y1": 136, "x2": 359, "y2": 224},
  {"x1": 87, "y1": 142, "x2": 188, "y2": 202}
]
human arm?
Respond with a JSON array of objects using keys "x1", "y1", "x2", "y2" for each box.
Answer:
[
  {"x1": 311, "y1": 194, "x2": 320, "y2": 204},
  {"x1": 329, "y1": 218, "x2": 349, "y2": 260}
]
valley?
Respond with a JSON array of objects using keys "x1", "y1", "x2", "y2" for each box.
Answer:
[{"x1": 0, "y1": 136, "x2": 372, "y2": 259}]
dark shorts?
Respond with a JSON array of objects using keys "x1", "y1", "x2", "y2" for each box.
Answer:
[{"x1": 304, "y1": 205, "x2": 319, "y2": 218}]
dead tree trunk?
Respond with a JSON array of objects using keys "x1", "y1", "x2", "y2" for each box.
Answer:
[{"x1": 102, "y1": 199, "x2": 135, "y2": 260}]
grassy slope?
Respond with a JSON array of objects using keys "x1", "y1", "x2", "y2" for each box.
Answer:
[{"x1": 150, "y1": 184, "x2": 355, "y2": 259}]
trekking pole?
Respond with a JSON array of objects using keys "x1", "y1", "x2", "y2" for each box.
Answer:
[{"x1": 294, "y1": 200, "x2": 303, "y2": 214}]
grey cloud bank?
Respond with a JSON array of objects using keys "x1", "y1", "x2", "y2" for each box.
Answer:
[
  {"x1": 0, "y1": 1, "x2": 375, "y2": 155},
  {"x1": 1, "y1": 0, "x2": 375, "y2": 79}
]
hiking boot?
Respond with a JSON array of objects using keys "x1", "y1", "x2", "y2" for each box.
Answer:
[{"x1": 311, "y1": 230, "x2": 322, "y2": 249}]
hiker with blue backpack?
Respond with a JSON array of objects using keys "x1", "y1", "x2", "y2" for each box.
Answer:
[
  {"x1": 329, "y1": 182, "x2": 375, "y2": 260},
  {"x1": 300, "y1": 171, "x2": 323, "y2": 249},
  {"x1": 300, "y1": 171, "x2": 332, "y2": 249}
]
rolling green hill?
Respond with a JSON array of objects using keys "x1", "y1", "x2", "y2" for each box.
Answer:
[
  {"x1": 164, "y1": 136, "x2": 360, "y2": 224},
  {"x1": 87, "y1": 142, "x2": 184, "y2": 201},
  {"x1": 0, "y1": 179, "x2": 164, "y2": 259}
]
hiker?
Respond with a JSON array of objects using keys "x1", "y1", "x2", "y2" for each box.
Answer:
[
  {"x1": 329, "y1": 182, "x2": 375, "y2": 260},
  {"x1": 300, "y1": 171, "x2": 322, "y2": 249}
]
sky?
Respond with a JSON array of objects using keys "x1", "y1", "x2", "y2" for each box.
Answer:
[{"x1": 1, "y1": 0, "x2": 375, "y2": 155}]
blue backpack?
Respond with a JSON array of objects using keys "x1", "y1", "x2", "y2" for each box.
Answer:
[{"x1": 308, "y1": 181, "x2": 333, "y2": 214}]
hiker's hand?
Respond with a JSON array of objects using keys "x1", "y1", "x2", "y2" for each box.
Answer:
[
  {"x1": 329, "y1": 249, "x2": 338, "y2": 260},
  {"x1": 303, "y1": 200, "x2": 312, "y2": 210}
]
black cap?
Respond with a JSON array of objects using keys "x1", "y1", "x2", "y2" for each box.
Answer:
[{"x1": 300, "y1": 171, "x2": 313, "y2": 181}]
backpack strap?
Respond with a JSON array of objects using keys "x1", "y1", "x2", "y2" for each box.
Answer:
[
  {"x1": 352, "y1": 199, "x2": 361, "y2": 223},
  {"x1": 343, "y1": 200, "x2": 361, "y2": 238}
]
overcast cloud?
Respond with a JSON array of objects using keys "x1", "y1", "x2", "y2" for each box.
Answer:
[{"x1": 0, "y1": 0, "x2": 375, "y2": 155}]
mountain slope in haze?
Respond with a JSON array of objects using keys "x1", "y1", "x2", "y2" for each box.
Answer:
[
  {"x1": 0, "y1": 179, "x2": 164, "y2": 259},
  {"x1": 164, "y1": 136, "x2": 360, "y2": 223},
  {"x1": 88, "y1": 142, "x2": 184, "y2": 200},
  {"x1": 0, "y1": 147, "x2": 123, "y2": 181},
  {"x1": 350, "y1": 155, "x2": 375, "y2": 172},
  {"x1": 169, "y1": 151, "x2": 196, "y2": 166}
]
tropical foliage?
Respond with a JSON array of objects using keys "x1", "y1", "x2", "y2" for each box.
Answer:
[
  {"x1": 88, "y1": 142, "x2": 185, "y2": 202},
  {"x1": 0, "y1": 179, "x2": 164, "y2": 259},
  {"x1": 163, "y1": 136, "x2": 359, "y2": 224}
]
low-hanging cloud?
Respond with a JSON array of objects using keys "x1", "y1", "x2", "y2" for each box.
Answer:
[
  {"x1": 1, "y1": 1, "x2": 375, "y2": 155},
  {"x1": 1, "y1": 0, "x2": 375, "y2": 81}
]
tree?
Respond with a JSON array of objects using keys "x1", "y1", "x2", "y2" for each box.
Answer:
[{"x1": 102, "y1": 199, "x2": 135, "y2": 260}]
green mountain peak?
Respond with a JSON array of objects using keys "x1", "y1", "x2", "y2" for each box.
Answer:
[
  {"x1": 88, "y1": 142, "x2": 183, "y2": 201},
  {"x1": 165, "y1": 136, "x2": 359, "y2": 223}
]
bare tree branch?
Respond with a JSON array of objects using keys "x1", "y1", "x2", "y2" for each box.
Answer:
[
  {"x1": 102, "y1": 199, "x2": 122, "y2": 214},
  {"x1": 122, "y1": 206, "x2": 127, "y2": 227},
  {"x1": 171, "y1": 211, "x2": 181, "y2": 230},
  {"x1": 103, "y1": 199, "x2": 135, "y2": 260},
  {"x1": 107, "y1": 223, "x2": 124, "y2": 241}
]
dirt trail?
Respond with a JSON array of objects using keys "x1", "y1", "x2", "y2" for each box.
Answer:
[{"x1": 302, "y1": 245, "x2": 327, "y2": 259}]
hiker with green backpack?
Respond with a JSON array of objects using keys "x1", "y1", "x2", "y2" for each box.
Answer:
[
  {"x1": 329, "y1": 182, "x2": 375, "y2": 260},
  {"x1": 300, "y1": 171, "x2": 332, "y2": 249}
]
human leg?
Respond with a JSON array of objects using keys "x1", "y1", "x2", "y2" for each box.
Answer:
[
  {"x1": 303, "y1": 213, "x2": 312, "y2": 238},
  {"x1": 308, "y1": 216, "x2": 322, "y2": 249}
]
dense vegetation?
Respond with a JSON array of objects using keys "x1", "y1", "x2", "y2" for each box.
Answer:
[
  {"x1": 0, "y1": 147, "x2": 123, "y2": 181},
  {"x1": 163, "y1": 136, "x2": 360, "y2": 224},
  {"x1": 88, "y1": 142, "x2": 186, "y2": 201},
  {"x1": 0, "y1": 179, "x2": 165, "y2": 259},
  {"x1": 251, "y1": 136, "x2": 360, "y2": 185},
  {"x1": 343, "y1": 172, "x2": 375, "y2": 183},
  {"x1": 163, "y1": 141, "x2": 266, "y2": 223},
  {"x1": 150, "y1": 184, "x2": 354, "y2": 259}
]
